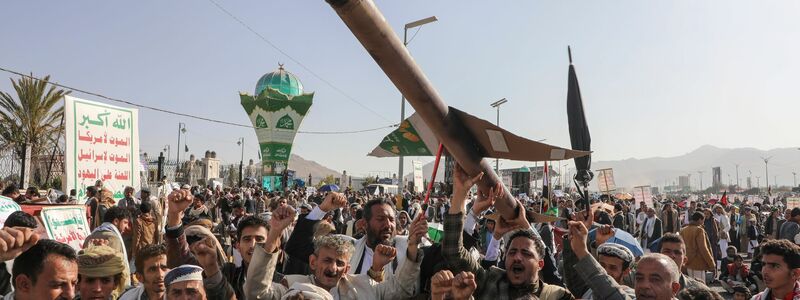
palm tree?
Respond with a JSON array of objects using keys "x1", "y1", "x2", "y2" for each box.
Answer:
[{"x1": 0, "y1": 74, "x2": 69, "y2": 186}]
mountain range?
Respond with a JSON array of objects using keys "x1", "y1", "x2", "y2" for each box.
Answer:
[{"x1": 395, "y1": 145, "x2": 800, "y2": 191}]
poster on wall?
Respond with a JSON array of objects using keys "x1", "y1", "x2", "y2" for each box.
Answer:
[
  {"x1": 65, "y1": 96, "x2": 140, "y2": 200},
  {"x1": 40, "y1": 206, "x2": 90, "y2": 250}
]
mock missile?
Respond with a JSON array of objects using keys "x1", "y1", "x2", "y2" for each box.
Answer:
[{"x1": 325, "y1": 0, "x2": 589, "y2": 219}]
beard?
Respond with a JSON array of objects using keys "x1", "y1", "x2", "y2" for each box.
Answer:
[{"x1": 367, "y1": 227, "x2": 393, "y2": 247}]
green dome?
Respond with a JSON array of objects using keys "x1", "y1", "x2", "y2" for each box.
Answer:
[{"x1": 255, "y1": 64, "x2": 304, "y2": 97}]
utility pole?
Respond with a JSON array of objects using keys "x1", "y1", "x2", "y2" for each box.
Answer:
[
  {"x1": 734, "y1": 163, "x2": 740, "y2": 189},
  {"x1": 697, "y1": 171, "x2": 704, "y2": 192},
  {"x1": 756, "y1": 176, "x2": 761, "y2": 189},
  {"x1": 793, "y1": 172, "x2": 797, "y2": 187},
  {"x1": 761, "y1": 156, "x2": 772, "y2": 192},
  {"x1": 490, "y1": 98, "x2": 508, "y2": 174},
  {"x1": 398, "y1": 16, "x2": 438, "y2": 194},
  {"x1": 237, "y1": 138, "x2": 245, "y2": 187}
]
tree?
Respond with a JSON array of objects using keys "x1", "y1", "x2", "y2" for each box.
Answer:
[{"x1": 0, "y1": 75, "x2": 69, "y2": 186}]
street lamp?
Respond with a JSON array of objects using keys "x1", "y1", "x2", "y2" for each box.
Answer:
[
  {"x1": 761, "y1": 156, "x2": 772, "y2": 191},
  {"x1": 697, "y1": 170, "x2": 704, "y2": 192},
  {"x1": 793, "y1": 172, "x2": 797, "y2": 187},
  {"x1": 398, "y1": 15, "x2": 438, "y2": 192},
  {"x1": 490, "y1": 98, "x2": 508, "y2": 174},
  {"x1": 237, "y1": 138, "x2": 245, "y2": 187},
  {"x1": 176, "y1": 123, "x2": 186, "y2": 177},
  {"x1": 163, "y1": 145, "x2": 171, "y2": 163}
]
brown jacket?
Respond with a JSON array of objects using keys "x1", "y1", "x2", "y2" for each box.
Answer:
[
  {"x1": 132, "y1": 213, "x2": 157, "y2": 258},
  {"x1": 680, "y1": 224, "x2": 715, "y2": 271}
]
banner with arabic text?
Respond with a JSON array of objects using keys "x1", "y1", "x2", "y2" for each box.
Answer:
[
  {"x1": 0, "y1": 196, "x2": 20, "y2": 228},
  {"x1": 65, "y1": 96, "x2": 140, "y2": 200},
  {"x1": 40, "y1": 205, "x2": 91, "y2": 250}
]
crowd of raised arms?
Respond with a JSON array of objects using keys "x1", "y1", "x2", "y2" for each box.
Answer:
[{"x1": 0, "y1": 162, "x2": 798, "y2": 300}]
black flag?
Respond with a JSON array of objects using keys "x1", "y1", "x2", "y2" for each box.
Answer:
[{"x1": 566, "y1": 46, "x2": 593, "y2": 215}]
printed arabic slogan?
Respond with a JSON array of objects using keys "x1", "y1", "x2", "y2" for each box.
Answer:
[
  {"x1": 0, "y1": 196, "x2": 20, "y2": 228},
  {"x1": 65, "y1": 96, "x2": 140, "y2": 200},
  {"x1": 40, "y1": 206, "x2": 91, "y2": 250}
]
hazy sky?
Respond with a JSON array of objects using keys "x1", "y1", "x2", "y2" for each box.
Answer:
[{"x1": 2, "y1": 1, "x2": 799, "y2": 178}]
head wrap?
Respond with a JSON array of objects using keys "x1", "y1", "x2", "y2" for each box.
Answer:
[
  {"x1": 78, "y1": 245, "x2": 129, "y2": 298},
  {"x1": 281, "y1": 282, "x2": 334, "y2": 300},
  {"x1": 165, "y1": 264, "x2": 204, "y2": 286},
  {"x1": 597, "y1": 243, "x2": 634, "y2": 266},
  {"x1": 184, "y1": 225, "x2": 227, "y2": 268}
]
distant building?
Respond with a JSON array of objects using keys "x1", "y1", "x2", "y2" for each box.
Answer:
[
  {"x1": 679, "y1": 176, "x2": 690, "y2": 191},
  {"x1": 712, "y1": 167, "x2": 722, "y2": 188}
]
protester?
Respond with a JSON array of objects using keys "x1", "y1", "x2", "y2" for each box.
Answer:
[
  {"x1": 657, "y1": 233, "x2": 710, "y2": 290},
  {"x1": 569, "y1": 220, "x2": 681, "y2": 300},
  {"x1": 223, "y1": 215, "x2": 273, "y2": 300},
  {"x1": 444, "y1": 164, "x2": 574, "y2": 300},
  {"x1": 8, "y1": 238, "x2": 74, "y2": 300},
  {"x1": 430, "y1": 270, "x2": 477, "y2": 300},
  {"x1": 680, "y1": 212, "x2": 716, "y2": 284},
  {"x1": 133, "y1": 200, "x2": 158, "y2": 261},
  {"x1": 120, "y1": 244, "x2": 170, "y2": 300},
  {"x1": 165, "y1": 265, "x2": 206, "y2": 300},
  {"x1": 244, "y1": 205, "x2": 423, "y2": 299},
  {"x1": 83, "y1": 205, "x2": 131, "y2": 285},
  {"x1": 76, "y1": 244, "x2": 128, "y2": 299},
  {"x1": 751, "y1": 239, "x2": 800, "y2": 300},
  {"x1": 661, "y1": 203, "x2": 680, "y2": 234},
  {"x1": 639, "y1": 207, "x2": 662, "y2": 251}
]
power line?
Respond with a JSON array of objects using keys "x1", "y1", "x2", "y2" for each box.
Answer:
[
  {"x1": 0, "y1": 66, "x2": 397, "y2": 135},
  {"x1": 206, "y1": 0, "x2": 393, "y2": 123}
]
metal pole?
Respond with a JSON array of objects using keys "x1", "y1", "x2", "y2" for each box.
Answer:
[
  {"x1": 735, "y1": 163, "x2": 740, "y2": 189},
  {"x1": 398, "y1": 27, "x2": 407, "y2": 194},
  {"x1": 495, "y1": 105, "x2": 500, "y2": 173},
  {"x1": 239, "y1": 138, "x2": 245, "y2": 187},
  {"x1": 176, "y1": 123, "x2": 183, "y2": 177}
]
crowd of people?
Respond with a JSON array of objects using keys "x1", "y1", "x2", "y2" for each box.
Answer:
[{"x1": 0, "y1": 163, "x2": 797, "y2": 299}]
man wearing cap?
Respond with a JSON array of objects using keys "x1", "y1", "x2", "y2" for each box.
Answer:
[
  {"x1": 165, "y1": 265, "x2": 206, "y2": 300},
  {"x1": 578, "y1": 240, "x2": 636, "y2": 299},
  {"x1": 246, "y1": 205, "x2": 424, "y2": 299},
  {"x1": 570, "y1": 221, "x2": 682, "y2": 300},
  {"x1": 76, "y1": 245, "x2": 129, "y2": 300}
]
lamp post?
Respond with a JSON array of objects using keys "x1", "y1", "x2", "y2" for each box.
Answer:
[
  {"x1": 490, "y1": 98, "x2": 508, "y2": 174},
  {"x1": 237, "y1": 138, "x2": 245, "y2": 187},
  {"x1": 176, "y1": 123, "x2": 186, "y2": 177},
  {"x1": 793, "y1": 172, "x2": 797, "y2": 187},
  {"x1": 697, "y1": 170, "x2": 704, "y2": 192},
  {"x1": 761, "y1": 156, "x2": 772, "y2": 191},
  {"x1": 398, "y1": 15, "x2": 438, "y2": 192},
  {"x1": 163, "y1": 145, "x2": 171, "y2": 163}
]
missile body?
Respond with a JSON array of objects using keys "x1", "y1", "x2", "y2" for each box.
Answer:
[{"x1": 326, "y1": 0, "x2": 520, "y2": 218}]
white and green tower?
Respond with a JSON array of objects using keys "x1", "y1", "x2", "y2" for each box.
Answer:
[{"x1": 240, "y1": 64, "x2": 313, "y2": 192}]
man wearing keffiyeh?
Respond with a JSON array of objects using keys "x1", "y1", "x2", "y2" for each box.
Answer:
[{"x1": 76, "y1": 245, "x2": 129, "y2": 300}]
